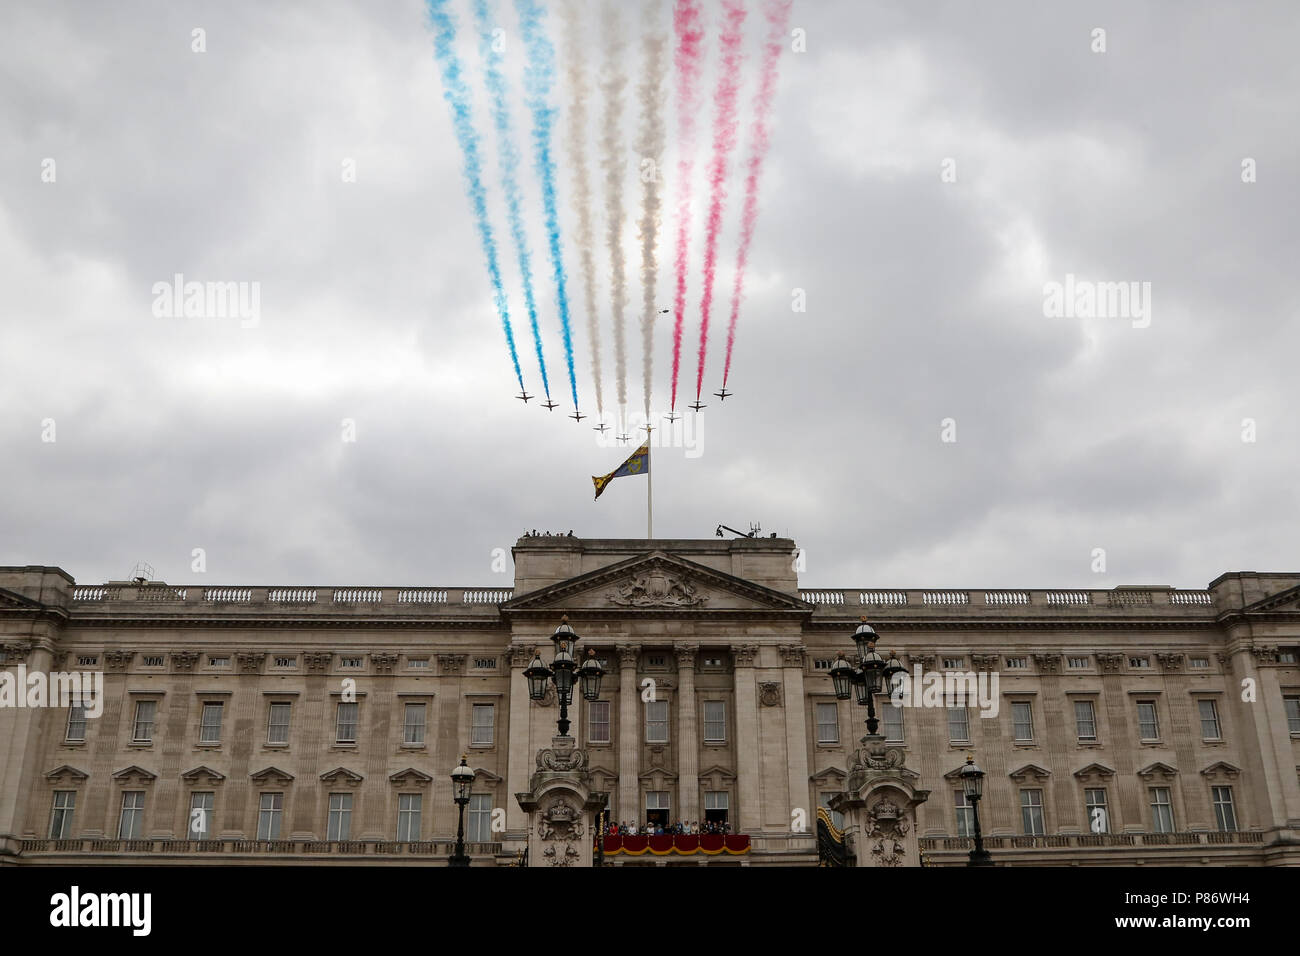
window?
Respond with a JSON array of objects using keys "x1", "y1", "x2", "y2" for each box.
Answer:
[
  {"x1": 942, "y1": 657, "x2": 965, "y2": 669},
  {"x1": 1286, "y1": 696, "x2": 1300, "y2": 734},
  {"x1": 1129, "y1": 656, "x2": 1150, "y2": 669},
  {"x1": 1067, "y1": 656, "x2": 1090, "y2": 669},
  {"x1": 1006, "y1": 657, "x2": 1028, "y2": 669},
  {"x1": 336, "y1": 702, "x2": 358, "y2": 743},
  {"x1": 132, "y1": 701, "x2": 156, "y2": 742},
  {"x1": 647, "y1": 655, "x2": 666, "y2": 667},
  {"x1": 77, "y1": 655, "x2": 98, "y2": 667},
  {"x1": 473, "y1": 657, "x2": 497, "y2": 669},
  {"x1": 1198, "y1": 699, "x2": 1221, "y2": 740},
  {"x1": 66, "y1": 702, "x2": 87, "y2": 742},
  {"x1": 118, "y1": 791, "x2": 145, "y2": 839},
  {"x1": 816, "y1": 702, "x2": 840, "y2": 744},
  {"x1": 142, "y1": 655, "x2": 165, "y2": 667},
  {"x1": 403, "y1": 703, "x2": 427, "y2": 745},
  {"x1": 645, "y1": 791, "x2": 670, "y2": 827},
  {"x1": 1136, "y1": 700, "x2": 1159, "y2": 740},
  {"x1": 339, "y1": 657, "x2": 363, "y2": 669},
  {"x1": 471, "y1": 703, "x2": 495, "y2": 746},
  {"x1": 947, "y1": 706, "x2": 969, "y2": 743},
  {"x1": 645, "y1": 700, "x2": 669, "y2": 743},
  {"x1": 704, "y1": 791, "x2": 729, "y2": 825},
  {"x1": 1020, "y1": 789, "x2": 1045, "y2": 836},
  {"x1": 258, "y1": 793, "x2": 283, "y2": 840},
  {"x1": 1278, "y1": 647, "x2": 1298, "y2": 664},
  {"x1": 701, "y1": 656, "x2": 723, "y2": 668},
  {"x1": 199, "y1": 702, "x2": 224, "y2": 744},
  {"x1": 588, "y1": 701, "x2": 611, "y2": 744},
  {"x1": 407, "y1": 658, "x2": 430, "y2": 670},
  {"x1": 704, "y1": 701, "x2": 726, "y2": 743},
  {"x1": 813, "y1": 658, "x2": 834, "y2": 670},
  {"x1": 273, "y1": 656, "x2": 297, "y2": 668},
  {"x1": 267, "y1": 702, "x2": 291, "y2": 744},
  {"x1": 1189, "y1": 657, "x2": 1209, "y2": 669},
  {"x1": 1085, "y1": 788, "x2": 1109, "y2": 833},
  {"x1": 819, "y1": 792, "x2": 845, "y2": 830},
  {"x1": 882, "y1": 702, "x2": 904, "y2": 743},
  {"x1": 50, "y1": 791, "x2": 76, "y2": 839},
  {"x1": 397, "y1": 793, "x2": 422, "y2": 842},
  {"x1": 1211, "y1": 786, "x2": 1237, "y2": 832},
  {"x1": 327, "y1": 793, "x2": 352, "y2": 840},
  {"x1": 468, "y1": 794, "x2": 492, "y2": 842},
  {"x1": 208, "y1": 656, "x2": 229, "y2": 668},
  {"x1": 954, "y1": 791, "x2": 974, "y2": 837},
  {"x1": 1012, "y1": 701, "x2": 1034, "y2": 742},
  {"x1": 1149, "y1": 787, "x2": 1174, "y2": 833},
  {"x1": 1074, "y1": 700, "x2": 1097, "y2": 740},
  {"x1": 189, "y1": 792, "x2": 214, "y2": 841}
]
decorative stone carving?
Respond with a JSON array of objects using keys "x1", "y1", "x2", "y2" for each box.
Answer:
[
  {"x1": 236, "y1": 652, "x2": 266, "y2": 674},
  {"x1": 1250, "y1": 645, "x2": 1279, "y2": 665},
  {"x1": 731, "y1": 644, "x2": 758, "y2": 667},
  {"x1": 847, "y1": 736, "x2": 906, "y2": 792},
  {"x1": 607, "y1": 571, "x2": 706, "y2": 607},
  {"x1": 370, "y1": 653, "x2": 398, "y2": 673},
  {"x1": 172, "y1": 650, "x2": 199, "y2": 671},
  {"x1": 864, "y1": 797, "x2": 910, "y2": 868},
  {"x1": 907, "y1": 653, "x2": 935, "y2": 671},
  {"x1": 535, "y1": 742, "x2": 589, "y2": 773},
  {"x1": 1155, "y1": 652, "x2": 1184, "y2": 672},
  {"x1": 1032, "y1": 653, "x2": 1060, "y2": 673},
  {"x1": 779, "y1": 644, "x2": 805, "y2": 668},
  {"x1": 507, "y1": 645, "x2": 535, "y2": 668},
  {"x1": 675, "y1": 644, "x2": 700, "y2": 668},
  {"x1": 758, "y1": 681, "x2": 783, "y2": 707},
  {"x1": 617, "y1": 644, "x2": 639, "y2": 668},
  {"x1": 970, "y1": 654, "x2": 998, "y2": 672},
  {"x1": 535, "y1": 796, "x2": 586, "y2": 867},
  {"x1": 303, "y1": 652, "x2": 332, "y2": 672},
  {"x1": 533, "y1": 682, "x2": 557, "y2": 708},
  {"x1": 1215, "y1": 652, "x2": 1232, "y2": 670},
  {"x1": 438, "y1": 654, "x2": 466, "y2": 674},
  {"x1": 1, "y1": 642, "x2": 33, "y2": 664},
  {"x1": 1096, "y1": 653, "x2": 1124, "y2": 673},
  {"x1": 103, "y1": 649, "x2": 133, "y2": 671}
]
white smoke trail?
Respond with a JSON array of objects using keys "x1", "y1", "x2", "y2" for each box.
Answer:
[
  {"x1": 636, "y1": 3, "x2": 667, "y2": 419},
  {"x1": 599, "y1": 0, "x2": 629, "y2": 412},
  {"x1": 561, "y1": 0, "x2": 603, "y2": 418}
]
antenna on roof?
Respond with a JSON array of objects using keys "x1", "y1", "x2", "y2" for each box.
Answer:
[{"x1": 130, "y1": 561, "x2": 155, "y2": 585}]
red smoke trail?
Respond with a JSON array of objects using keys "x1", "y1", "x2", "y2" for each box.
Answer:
[
  {"x1": 721, "y1": 0, "x2": 791, "y2": 391},
  {"x1": 693, "y1": 0, "x2": 747, "y2": 403},
  {"x1": 668, "y1": 0, "x2": 703, "y2": 414}
]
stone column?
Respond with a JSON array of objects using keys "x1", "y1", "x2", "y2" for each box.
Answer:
[
  {"x1": 617, "y1": 644, "x2": 639, "y2": 824},
  {"x1": 831, "y1": 735, "x2": 931, "y2": 867},
  {"x1": 675, "y1": 645, "x2": 700, "y2": 821},
  {"x1": 505, "y1": 645, "x2": 535, "y2": 836},
  {"x1": 732, "y1": 644, "x2": 761, "y2": 833},
  {"x1": 780, "y1": 644, "x2": 811, "y2": 825},
  {"x1": 0, "y1": 640, "x2": 54, "y2": 858}
]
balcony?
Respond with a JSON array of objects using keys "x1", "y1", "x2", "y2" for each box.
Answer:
[
  {"x1": 918, "y1": 830, "x2": 1264, "y2": 865},
  {"x1": 16, "y1": 838, "x2": 503, "y2": 864},
  {"x1": 799, "y1": 588, "x2": 1217, "y2": 619}
]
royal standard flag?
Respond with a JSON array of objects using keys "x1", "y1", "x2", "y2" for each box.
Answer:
[{"x1": 592, "y1": 443, "x2": 650, "y2": 500}]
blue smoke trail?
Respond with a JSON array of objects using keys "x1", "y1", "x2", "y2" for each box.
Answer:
[
  {"x1": 515, "y1": 0, "x2": 580, "y2": 411},
  {"x1": 475, "y1": 0, "x2": 551, "y2": 400},
  {"x1": 426, "y1": 0, "x2": 524, "y2": 393}
]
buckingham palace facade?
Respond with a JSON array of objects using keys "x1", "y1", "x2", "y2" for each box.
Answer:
[{"x1": 2, "y1": 535, "x2": 1299, "y2": 867}]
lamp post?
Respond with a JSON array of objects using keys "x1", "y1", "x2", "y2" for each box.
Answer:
[
  {"x1": 958, "y1": 754, "x2": 993, "y2": 866},
  {"x1": 829, "y1": 618, "x2": 906, "y2": 735},
  {"x1": 448, "y1": 754, "x2": 474, "y2": 867},
  {"x1": 523, "y1": 616, "x2": 606, "y2": 736}
]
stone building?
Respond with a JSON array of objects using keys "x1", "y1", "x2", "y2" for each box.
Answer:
[{"x1": 1, "y1": 535, "x2": 1298, "y2": 866}]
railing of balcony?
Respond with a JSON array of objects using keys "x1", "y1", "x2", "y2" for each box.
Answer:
[
  {"x1": 68, "y1": 587, "x2": 513, "y2": 608},
  {"x1": 919, "y1": 831, "x2": 1262, "y2": 851},
  {"x1": 796, "y1": 588, "x2": 1216, "y2": 612},
  {"x1": 19, "y1": 838, "x2": 503, "y2": 857}
]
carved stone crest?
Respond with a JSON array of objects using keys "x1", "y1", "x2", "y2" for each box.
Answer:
[
  {"x1": 536, "y1": 797, "x2": 585, "y2": 867},
  {"x1": 865, "y1": 797, "x2": 910, "y2": 868},
  {"x1": 758, "y1": 681, "x2": 783, "y2": 707},
  {"x1": 608, "y1": 571, "x2": 706, "y2": 608}
]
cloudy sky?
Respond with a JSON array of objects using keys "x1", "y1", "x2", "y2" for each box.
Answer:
[{"x1": 1, "y1": 0, "x2": 1296, "y2": 592}]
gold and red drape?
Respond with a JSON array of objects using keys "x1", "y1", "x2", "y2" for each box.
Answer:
[{"x1": 601, "y1": 834, "x2": 751, "y2": 856}]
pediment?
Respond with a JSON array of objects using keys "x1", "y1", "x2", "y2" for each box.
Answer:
[
  {"x1": 810, "y1": 765, "x2": 847, "y2": 784},
  {"x1": 1137, "y1": 761, "x2": 1178, "y2": 780},
  {"x1": 1072, "y1": 762, "x2": 1116, "y2": 780},
  {"x1": 472, "y1": 768, "x2": 503, "y2": 784},
  {"x1": 112, "y1": 765, "x2": 157, "y2": 784},
  {"x1": 389, "y1": 768, "x2": 433, "y2": 786},
  {"x1": 1241, "y1": 582, "x2": 1300, "y2": 614},
  {"x1": 502, "y1": 551, "x2": 811, "y2": 616},
  {"x1": 181, "y1": 765, "x2": 227, "y2": 784},
  {"x1": 250, "y1": 766, "x2": 295, "y2": 785},
  {"x1": 1008, "y1": 763, "x2": 1051, "y2": 782},
  {"x1": 45, "y1": 765, "x2": 89, "y2": 783},
  {"x1": 1199, "y1": 761, "x2": 1241, "y2": 781},
  {"x1": 319, "y1": 767, "x2": 363, "y2": 786},
  {"x1": 638, "y1": 767, "x2": 679, "y2": 783},
  {"x1": 0, "y1": 587, "x2": 44, "y2": 611},
  {"x1": 587, "y1": 765, "x2": 618, "y2": 788}
]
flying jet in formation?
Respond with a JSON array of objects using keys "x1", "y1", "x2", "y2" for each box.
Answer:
[
  {"x1": 593, "y1": 422, "x2": 609, "y2": 434},
  {"x1": 541, "y1": 399, "x2": 559, "y2": 411},
  {"x1": 570, "y1": 411, "x2": 587, "y2": 423},
  {"x1": 713, "y1": 388, "x2": 732, "y2": 402},
  {"x1": 688, "y1": 399, "x2": 706, "y2": 412},
  {"x1": 516, "y1": 390, "x2": 533, "y2": 404},
  {"x1": 665, "y1": 411, "x2": 680, "y2": 424}
]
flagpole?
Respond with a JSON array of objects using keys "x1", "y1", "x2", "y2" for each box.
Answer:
[{"x1": 646, "y1": 432, "x2": 653, "y2": 539}]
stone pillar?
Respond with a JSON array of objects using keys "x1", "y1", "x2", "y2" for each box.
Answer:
[
  {"x1": 830, "y1": 734, "x2": 931, "y2": 867},
  {"x1": 505, "y1": 644, "x2": 535, "y2": 836},
  {"x1": 515, "y1": 735, "x2": 608, "y2": 867},
  {"x1": 0, "y1": 640, "x2": 54, "y2": 859},
  {"x1": 732, "y1": 644, "x2": 761, "y2": 833},
  {"x1": 617, "y1": 644, "x2": 639, "y2": 824},
  {"x1": 675, "y1": 644, "x2": 700, "y2": 821},
  {"x1": 779, "y1": 644, "x2": 811, "y2": 825}
]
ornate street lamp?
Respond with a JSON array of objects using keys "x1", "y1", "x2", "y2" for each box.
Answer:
[
  {"x1": 523, "y1": 616, "x2": 605, "y2": 736},
  {"x1": 830, "y1": 618, "x2": 906, "y2": 736},
  {"x1": 448, "y1": 755, "x2": 475, "y2": 867},
  {"x1": 958, "y1": 754, "x2": 993, "y2": 866}
]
